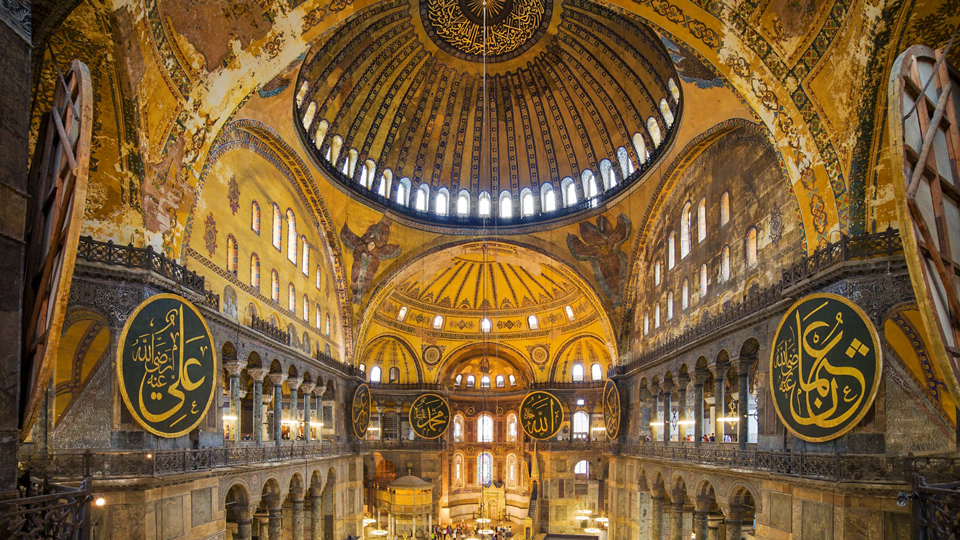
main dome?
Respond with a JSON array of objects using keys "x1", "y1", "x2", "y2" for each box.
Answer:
[{"x1": 294, "y1": 0, "x2": 682, "y2": 229}]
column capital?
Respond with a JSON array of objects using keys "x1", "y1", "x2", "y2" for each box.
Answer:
[
  {"x1": 300, "y1": 382, "x2": 316, "y2": 395},
  {"x1": 660, "y1": 380, "x2": 675, "y2": 393},
  {"x1": 676, "y1": 372, "x2": 691, "y2": 386},
  {"x1": 247, "y1": 367, "x2": 268, "y2": 382},
  {"x1": 288, "y1": 377, "x2": 303, "y2": 394},
  {"x1": 234, "y1": 504, "x2": 253, "y2": 524},
  {"x1": 694, "y1": 496, "x2": 713, "y2": 513},
  {"x1": 638, "y1": 384, "x2": 652, "y2": 400},
  {"x1": 731, "y1": 356, "x2": 755, "y2": 374},
  {"x1": 721, "y1": 504, "x2": 748, "y2": 523},
  {"x1": 713, "y1": 362, "x2": 731, "y2": 380},
  {"x1": 694, "y1": 368, "x2": 711, "y2": 385},
  {"x1": 310, "y1": 485, "x2": 323, "y2": 498},
  {"x1": 265, "y1": 494, "x2": 283, "y2": 510},
  {"x1": 649, "y1": 380, "x2": 661, "y2": 394},
  {"x1": 289, "y1": 486, "x2": 305, "y2": 503},
  {"x1": 224, "y1": 361, "x2": 247, "y2": 376},
  {"x1": 268, "y1": 373, "x2": 287, "y2": 387},
  {"x1": 670, "y1": 489, "x2": 686, "y2": 508}
]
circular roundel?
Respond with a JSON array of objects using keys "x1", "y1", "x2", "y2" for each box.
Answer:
[
  {"x1": 603, "y1": 379, "x2": 621, "y2": 440},
  {"x1": 420, "y1": 0, "x2": 553, "y2": 62},
  {"x1": 116, "y1": 294, "x2": 218, "y2": 438},
  {"x1": 519, "y1": 391, "x2": 564, "y2": 440},
  {"x1": 410, "y1": 393, "x2": 451, "y2": 439},
  {"x1": 530, "y1": 346, "x2": 549, "y2": 367},
  {"x1": 422, "y1": 346, "x2": 442, "y2": 367},
  {"x1": 351, "y1": 383, "x2": 372, "y2": 439},
  {"x1": 769, "y1": 293, "x2": 882, "y2": 442}
]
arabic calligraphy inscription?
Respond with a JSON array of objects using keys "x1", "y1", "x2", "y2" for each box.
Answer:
[
  {"x1": 352, "y1": 384, "x2": 372, "y2": 439},
  {"x1": 117, "y1": 294, "x2": 217, "y2": 438},
  {"x1": 410, "y1": 393, "x2": 451, "y2": 439},
  {"x1": 603, "y1": 379, "x2": 621, "y2": 439},
  {"x1": 770, "y1": 293, "x2": 882, "y2": 442},
  {"x1": 520, "y1": 391, "x2": 563, "y2": 440}
]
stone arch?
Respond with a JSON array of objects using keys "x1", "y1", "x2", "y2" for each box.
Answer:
[{"x1": 727, "y1": 483, "x2": 760, "y2": 517}]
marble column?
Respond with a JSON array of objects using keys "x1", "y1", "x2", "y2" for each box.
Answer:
[
  {"x1": 311, "y1": 487, "x2": 324, "y2": 540},
  {"x1": 733, "y1": 358, "x2": 754, "y2": 450},
  {"x1": 693, "y1": 497, "x2": 710, "y2": 540},
  {"x1": 660, "y1": 380, "x2": 674, "y2": 445},
  {"x1": 677, "y1": 373, "x2": 689, "y2": 442},
  {"x1": 248, "y1": 368, "x2": 268, "y2": 446},
  {"x1": 267, "y1": 496, "x2": 283, "y2": 540},
  {"x1": 638, "y1": 385, "x2": 652, "y2": 440},
  {"x1": 301, "y1": 382, "x2": 315, "y2": 443},
  {"x1": 650, "y1": 492, "x2": 664, "y2": 540},
  {"x1": 292, "y1": 487, "x2": 306, "y2": 540},
  {"x1": 669, "y1": 501, "x2": 684, "y2": 540},
  {"x1": 694, "y1": 369, "x2": 709, "y2": 447},
  {"x1": 713, "y1": 364, "x2": 730, "y2": 445},
  {"x1": 289, "y1": 377, "x2": 302, "y2": 439},
  {"x1": 723, "y1": 506, "x2": 745, "y2": 540},
  {"x1": 225, "y1": 362, "x2": 244, "y2": 444},
  {"x1": 650, "y1": 381, "x2": 660, "y2": 442},
  {"x1": 235, "y1": 505, "x2": 253, "y2": 540},
  {"x1": 707, "y1": 521, "x2": 720, "y2": 540},
  {"x1": 268, "y1": 373, "x2": 287, "y2": 444}
]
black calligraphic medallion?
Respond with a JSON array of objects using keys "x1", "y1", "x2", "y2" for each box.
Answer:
[
  {"x1": 410, "y1": 393, "x2": 450, "y2": 439},
  {"x1": 116, "y1": 294, "x2": 217, "y2": 438},
  {"x1": 603, "y1": 379, "x2": 621, "y2": 439},
  {"x1": 352, "y1": 383, "x2": 371, "y2": 439},
  {"x1": 770, "y1": 293, "x2": 882, "y2": 442},
  {"x1": 519, "y1": 391, "x2": 563, "y2": 440}
]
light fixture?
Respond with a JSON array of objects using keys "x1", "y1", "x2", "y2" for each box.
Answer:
[
  {"x1": 363, "y1": 519, "x2": 377, "y2": 526},
  {"x1": 94, "y1": 495, "x2": 106, "y2": 507},
  {"x1": 676, "y1": 420, "x2": 695, "y2": 425},
  {"x1": 583, "y1": 528, "x2": 602, "y2": 534},
  {"x1": 574, "y1": 515, "x2": 591, "y2": 521},
  {"x1": 478, "y1": 529, "x2": 495, "y2": 535},
  {"x1": 717, "y1": 417, "x2": 740, "y2": 422},
  {"x1": 595, "y1": 517, "x2": 609, "y2": 524},
  {"x1": 577, "y1": 509, "x2": 593, "y2": 515},
  {"x1": 146, "y1": 453, "x2": 153, "y2": 459},
  {"x1": 370, "y1": 530, "x2": 389, "y2": 537},
  {"x1": 222, "y1": 415, "x2": 238, "y2": 421},
  {"x1": 476, "y1": 518, "x2": 491, "y2": 524}
]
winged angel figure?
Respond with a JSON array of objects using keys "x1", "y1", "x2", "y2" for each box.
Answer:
[
  {"x1": 340, "y1": 217, "x2": 401, "y2": 304},
  {"x1": 566, "y1": 214, "x2": 631, "y2": 306}
]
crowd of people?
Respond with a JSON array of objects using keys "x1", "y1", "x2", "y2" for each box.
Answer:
[
  {"x1": 428, "y1": 523, "x2": 512, "y2": 540},
  {"x1": 642, "y1": 433, "x2": 735, "y2": 442}
]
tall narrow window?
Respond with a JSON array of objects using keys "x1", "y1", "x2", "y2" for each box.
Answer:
[
  {"x1": 681, "y1": 202, "x2": 691, "y2": 258},
  {"x1": 272, "y1": 204, "x2": 282, "y2": 250},
  {"x1": 574, "y1": 459, "x2": 590, "y2": 478},
  {"x1": 316, "y1": 306, "x2": 322, "y2": 328},
  {"x1": 562, "y1": 177, "x2": 577, "y2": 207},
  {"x1": 655, "y1": 304, "x2": 661, "y2": 328},
  {"x1": 286, "y1": 209, "x2": 297, "y2": 263},
  {"x1": 226, "y1": 235, "x2": 238, "y2": 276},
  {"x1": 565, "y1": 305, "x2": 575, "y2": 321},
  {"x1": 481, "y1": 318, "x2": 491, "y2": 333},
  {"x1": 541, "y1": 183, "x2": 556, "y2": 212},
  {"x1": 591, "y1": 363, "x2": 602, "y2": 381},
  {"x1": 582, "y1": 171, "x2": 598, "y2": 200},
  {"x1": 499, "y1": 191, "x2": 513, "y2": 218},
  {"x1": 507, "y1": 414, "x2": 518, "y2": 441},
  {"x1": 496, "y1": 375, "x2": 505, "y2": 387},
  {"x1": 302, "y1": 102, "x2": 317, "y2": 129},
  {"x1": 289, "y1": 284, "x2": 296, "y2": 311},
  {"x1": 454, "y1": 417, "x2": 464, "y2": 441},
  {"x1": 251, "y1": 201, "x2": 261, "y2": 235},
  {"x1": 302, "y1": 238, "x2": 310, "y2": 275},
  {"x1": 721, "y1": 245, "x2": 731, "y2": 281},
  {"x1": 667, "y1": 291, "x2": 674, "y2": 320},
  {"x1": 508, "y1": 375, "x2": 516, "y2": 386},
  {"x1": 478, "y1": 192, "x2": 492, "y2": 217},
  {"x1": 315, "y1": 120, "x2": 328, "y2": 150},
  {"x1": 478, "y1": 415, "x2": 494, "y2": 442},
  {"x1": 397, "y1": 306, "x2": 408, "y2": 322},
  {"x1": 528, "y1": 315, "x2": 538, "y2": 330},
  {"x1": 455, "y1": 375, "x2": 463, "y2": 387},
  {"x1": 647, "y1": 117, "x2": 662, "y2": 147},
  {"x1": 480, "y1": 375, "x2": 490, "y2": 388},
  {"x1": 720, "y1": 191, "x2": 730, "y2": 226},
  {"x1": 457, "y1": 190, "x2": 470, "y2": 216},
  {"x1": 668, "y1": 78, "x2": 680, "y2": 102},
  {"x1": 633, "y1": 133, "x2": 648, "y2": 165},
  {"x1": 271, "y1": 270, "x2": 280, "y2": 302},
  {"x1": 746, "y1": 227, "x2": 758, "y2": 266},
  {"x1": 436, "y1": 188, "x2": 449, "y2": 216},
  {"x1": 659, "y1": 98, "x2": 675, "y2": 127},
  {"x1": 389, "y1": 367, "x2": 400, "y2": 383},
  {"x1": 316, "y1": 266, "x2": 322, "y2": 290},
  {"x1": 682, "y1": 279, "x2": 689, "y2": 309},
  {"x1": 250, "y1": 254, "x2": 261, "y2": 290},
  {"x1": 303, "y1": 296, "x2": 309, "y2": 320},
  {"x1": 326, "y1": 314, "x2": 331, "y2": 336},
  {"x1": 369, "y1": 366, "x2": 382, "y2": 383},
  {"x1": 454, "y1": 454, "x2": 464, "y2": 486},
  {"x1": 644, "y1": 312, "x2": 650, "y2": 335},
  {"x1": 572, "y1": 363, "x2": 584, "y2": 382},
  {"x1": 668, "y1": 232, "x2": 676, "y2": 269},
  {"x1": 415, "y1": 184, "x2": 429, "y2": 212},
  {"x1": 467, "y1": 375, "x2": 476, "y2": 387},
  {"x1": 477, "y1": 452, "x2": 493, "y2": 485},
  {"x1": 700, "y1": 264, "x2": 708, "y2": 297},
  {"x1": 397, "y1": 178, "x2": 411, "y2": 206},
  {"x1": 520, "y1": 188, "x2": 534, "y2": 217},
  {"x1": 654, "y1": 261, "x2": 661, "y2": 285},
  {"x1": 697, "y1": 198, "x2": 706, "y2": 242}
]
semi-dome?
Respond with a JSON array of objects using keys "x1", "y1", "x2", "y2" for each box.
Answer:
[{"x1": 294, "y1": 0, "x2": 681, "y2": 229}]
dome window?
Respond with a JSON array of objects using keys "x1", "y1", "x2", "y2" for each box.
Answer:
[
  {"x1": 565, "y1": 305, "x2": 575, "y2": 321},
  {"x1": 481, "y1": 318, "x2": 491, "y2": 333},
  {"x1": 433, "y1": 315, "x2": 444, "y2": 330},
  {"x1": 397, "y1": 306, "x2": 408, "y2": 322},
  {"x1": 527, "y1": 315, "x2": 538, "y2": 330}
]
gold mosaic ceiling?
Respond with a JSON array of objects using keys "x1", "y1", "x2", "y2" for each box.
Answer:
[{"x1": 295, "y1": 0, "x2": 681, "y2": 226}]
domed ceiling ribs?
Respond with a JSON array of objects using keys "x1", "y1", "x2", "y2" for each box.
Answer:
[{"x1": 295, "y1": 0, "x2": 681, "y2": 227}]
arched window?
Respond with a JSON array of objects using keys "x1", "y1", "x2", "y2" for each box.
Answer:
[
  {"x1": 302, "y1": 102, "x2": 317, "y2": 129},
  {"x1": 591, "y1": 363, "x2": 602, "y2": 381},
  {"x1": 599, "y1": 159, "x2": 615, "y2": 191},
  {"x1": 362, "y1": 159, "x2": 377, "y2": 189},
  {"x1": 454, "y1": 454, "x2": 464, "y2": 486},
  {"x1": 565, "y1": 305, "x2": 575, "y2": 321},
  {"x1": 499, "y1": 190, "x2": 513, "y2": 218},
  {"x1": 480, "y1": 318, "x2": 491, "y2": 333},
  {"x1": 659, "y1": 98, "x2": 675, "y2": 127},
  {"x1": 574, "y1": 459, "x2": 590, "y2": 479},
  {"x1": 507, "y1": 454, "x2": 518, "y2": 488},
  {"x1": 697, "y1": 198, "x2": 707, "y2": 242},
  {"x1": 345, "y1": 148, "x2": 359, "y2": 177},
  {"x1": 436, "y1": 188, "x2": 449, "y2": 216},
  {"x1": 296, "y1": 82, "x2": 309, "y2": 107},
  {"x1": 480, "y1": 375, "x2": 490, "y2": 388},
  {"x1": 250, "y1": 253, "x2": 260, "y2": 290},
  {"x1": 633, "y1": 133, "x2": 648, "y2": 165},
  {"x1": 415, "y1": 184, "x2": 429, "y2": 212},
  {"x1": 478, "y1": 191, "x2": 492, "y2": 217},
  {"x1": 508, "y1": 375, "x2": 516, "y2": 386},
  {"x1": 226, "y1": 235, "x2": 238, "y2": 275},
  {"x1": 700, "y1": 264, "x2": 708, "y2": 297},
  {"x1": 720, "y1": 191, "x2": 730, "y2": 225},
  {"x1": 272, "y1": 204, "x2": 282, "y2": 250},
  {"x1": 644, "y1": 312, "x2": 649, "y2": 335},
  {"x1": 478, "y1": 414, "x2": 494, "y2": 442},
  {"x1": 289, "y1": 284, "x2": 296, "y2": 311},
  {"x1": 721, "y1": 245, "x2": 731, "y2": 281},
  {"x1": 457, "y1": 190, "x2": 470, "y2": 216},
  {"x1": 573, "y1": 411, "x2": 590, "y2": 440},
  {"x1": 301, "y1": 296, "x2": 308, "y2": 321},
  {"x1": 541, "y1": 183, "x2": 556, "y2": 212},
  {"x1": 746, "y1": 227, "x2": 758, "y2": 266},
  {"x1": 582, "y1": 170, "x2": 598, "y2": 201},
  {"x1": 655, "y1": 304, "x2": 661, "y2": 328},
  {"x1": 369, "y1": 366, "x2": 382, "y2": 383},
  {"x1": 378, "y1": 169, "x2": 393, "y2": 197},
  {"x1": 329, "y1": 135, "x2": 343, "y2": 164},
  {"x1": 520, "y1": 188, "x2": 534, "y2": 217},
  {"x1": 668, "y1": 78, "x2": 681, "y2": 102},
  {"x1": 286, "y1": 209, "x2": 297, "y2": 263},
  {"x1": 397, "y1": 306, "x2": 408, "y2": 321},
  {"x1": 667, "y1": 291, "x2": 674, "y2": 320},
  {"x1": 433, "y1": 315, "x2": 444, "y2": 330},
  {"x1": 654, "y1": 261, "x2": 661, "y2": 285},
  {"x1": 315, "y1": 120, "x2": 329, "y2": 150},
  {"x1": 453, "y1": 415, "x2": 464, "y2": 441},
  {"x1": 251, "y1": 201, "x2": 261, "y2": 235},
  {"x1": 271, "y1": 270, "x2": 280, "y2": 302},
  {"x1": 618, "y1": 146, "x2": 634, "y2": 178},
  {"x1": 682, "y1": 279, "x2": 689, "y2": 309},
  {"x1": 302, "y1": 238, "x2": 310, "y2": 275},
  {"x1": 496, "y1": 375, "x2": 505, "y2": 387},
  {"x1": 477, "y1": 452, "x2": 493, "y2": 485},
  {"x1": 572, "y1": 363, "x2": 584, "y2": 382},
  {"x1": 388, "y1": 367, "x2": 400, "y2": 383},
  {"x1": 455, "y1": 374, "x2": 462, "y2": 386},
  {"x1": 647, "y1": 117, "x2": 662, "y2": 147},
  {"x1": 325, "y1": 314, "x2": 331, "y2": 336},
  {"x1": 561, "y1": 177, "x2": 577, "y2": 207},
  {"x1": 397, "y1": 177, "x2": 411, "y2": 206},
  {"x1": 681, "y1": 202, "x2": 692, "y2": 258},
  {"x1": 316, "y1": 266, "x2": 322, "y2": 290},
  {"x1": 668, "y1": 232, "x2": 676, "y2": 269},
  {"x1": 467, "y1": 375, "x2": 476, "y2": 387},
  {"x1": 358, "y1": 363, "x2": 366, "y2": 375},
  {"x1": 527, "y1": 315, "x2": 538, "y2": 330},
  {"x1": 316, "y1": 306, "x2": 322, "y2": 328}
]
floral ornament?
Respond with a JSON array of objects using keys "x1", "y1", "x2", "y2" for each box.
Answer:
[
  {"x1": 567, "y1": 213, "x2": 632, "y2": 306},
  {"x1": 204, "y1": 213, "x2": 218, "y2": 256},
  {"x1": 228, "y1": 175, "x2": 240, "y2": 215},
  {"x1": 769, "y1": 207, "x2": 783, "y2": 247},
  {"x1": 340, "y1": 217, "x2": 401, "y2": 303}
]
